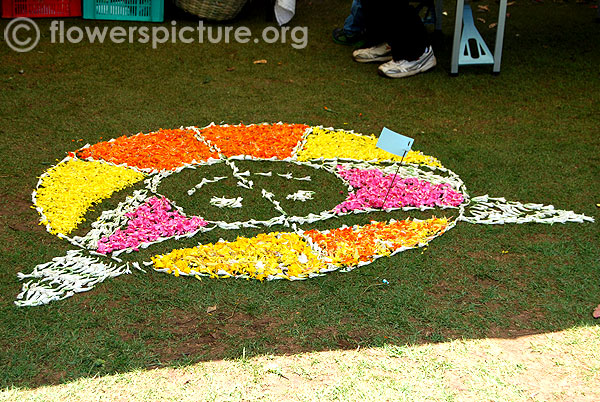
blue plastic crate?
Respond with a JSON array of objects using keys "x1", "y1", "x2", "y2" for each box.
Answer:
[{"x1": 83, "y1": 0, "x2": 163, "y2": 22}]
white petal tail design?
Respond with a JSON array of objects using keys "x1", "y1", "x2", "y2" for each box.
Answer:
[
  {"x1": 15, "y1": 250, "x2": 130, "y2": 307},
  {"x1": 460, "y1": 195, "x2": 595, "y2": 225}
]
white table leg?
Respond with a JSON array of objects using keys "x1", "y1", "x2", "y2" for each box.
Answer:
[
  {"x1": 493, "y1": 0, "x2": 507, "y2": 73},
  {"x1": 450, "y1": 0, "x2": 465, "y2": 75}
]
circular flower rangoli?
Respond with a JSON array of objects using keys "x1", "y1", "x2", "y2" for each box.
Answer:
[{"x1": 16, "y1": 123, "x2": 593, "y2": 306}]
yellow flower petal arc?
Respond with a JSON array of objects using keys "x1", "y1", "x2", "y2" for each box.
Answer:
[
  {"x1": 34, "y1": 159, "x2": 145, "y2": 235},
  {"x1": 296, "y1": 127, "x2": 442, "y2": 167}
]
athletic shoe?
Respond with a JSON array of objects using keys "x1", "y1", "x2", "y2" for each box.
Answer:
[
  {"x1": 352, "y1": 43, "x2": 393, "y2": 63},
  {"x1": 332, "y1": 28, "x2": 366, "y2": 47},
  {"x1": 378, "y1": 46, "x2": 437, "y2": 78}
]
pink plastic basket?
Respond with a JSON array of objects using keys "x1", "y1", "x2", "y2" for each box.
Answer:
[{"x1": 3, "y1": 0, "x2": 82, "y2": 18}]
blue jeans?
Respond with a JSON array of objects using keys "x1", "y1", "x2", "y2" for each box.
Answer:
[{"x1": 343, "y1": 0, "x2": 365, "y2": 36}]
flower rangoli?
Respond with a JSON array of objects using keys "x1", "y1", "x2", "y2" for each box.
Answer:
[{"x1": 16, "y1": 123, "x2": 593, "y2": 306}]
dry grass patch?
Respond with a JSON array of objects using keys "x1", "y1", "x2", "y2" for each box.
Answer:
[{"x1": 3, "y1": 325, "x2": 599, "y2": 402}]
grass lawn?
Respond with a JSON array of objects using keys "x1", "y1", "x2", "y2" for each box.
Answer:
[{"x1": 0, "y1": 0, "x2": 599, "y2": 400}]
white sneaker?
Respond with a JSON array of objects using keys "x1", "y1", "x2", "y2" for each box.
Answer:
[
  {"x1": 378, "y1": 46, "x2": 437, "y2": 78},
  {"x1": 352, "y1": 43, "x2": 393, "y2": 63}
]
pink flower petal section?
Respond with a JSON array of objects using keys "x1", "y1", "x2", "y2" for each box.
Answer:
[
  {"x1": 334, "y1": 166, "x2": 464, "y2": 212},
  {"x1": 97, "y1": 196, "x2": 208, "y2": 254}
]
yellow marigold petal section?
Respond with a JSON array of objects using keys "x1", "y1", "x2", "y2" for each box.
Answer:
[
  {"x1": 304, "y1": 217, "x2": 449, "y2": 267},
  {"x1": 152, "y1": 232, "x2": 327, "y2": 280},
  {"x1": 296, "y1": 127, "x2": 442, "y2": 167},
  {"x1": 152, "y1": 219, "x2": 449, "y2": 281},
  {"x1": 35, "y1": 159, "x2": 145, "y2": 236}
]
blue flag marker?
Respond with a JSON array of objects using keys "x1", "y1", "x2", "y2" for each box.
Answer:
[
  {"x1": 376, "y1": 127, "x2": 414, "y2": 157},
  {"x1": 376, "y1": 127, "x2": 415, "y2": 209}
]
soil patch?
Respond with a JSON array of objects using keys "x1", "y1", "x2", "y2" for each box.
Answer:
[{"x1": 0, "y1": 192, "x2": 45, "y2": 234}]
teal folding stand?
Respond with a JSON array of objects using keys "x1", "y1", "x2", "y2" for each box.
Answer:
[{"x1": 451, "y1": 0, "x2": 507, "y2": 75}]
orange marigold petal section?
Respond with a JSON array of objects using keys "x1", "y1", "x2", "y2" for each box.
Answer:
[
  {"x1": 198, "y1": 123, "x2": 309, "y2": 160},
  {"x1": 304, "y1": 217, "x2": 449, "y2": 267},
  {"x1": 76, "y1": 129, "x2": 219, "y2": 171}
]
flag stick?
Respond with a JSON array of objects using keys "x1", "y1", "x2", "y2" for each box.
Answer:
[{"x1": 381, "y1": 150, "x2": 406, "y2": 209}]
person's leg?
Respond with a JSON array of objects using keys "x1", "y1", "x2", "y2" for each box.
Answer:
[
  {"x1": 351, "y1": 0, "x2": 392, "y2": 62},
  {"x1": 378, "y1": 4, "x2": 436, "y2": 79},
  {"x1": 387, "y1": 2, "x2": 429, "y2": 61},
  {"x1": 360, "y1": 0, "x2": 436, "y2": 77},
  {"x1": 362, "y1": 0, "x2": 428, "y2": 61},
  {"x1": 333, "y1": 0, "x2": 366, "y2": 46},
  {"x1": 343, "y1": 0, "x2": 364, "y2": 36},
  {"x1": 360, "y1": 0, "x2": 386, "y2": 47}
]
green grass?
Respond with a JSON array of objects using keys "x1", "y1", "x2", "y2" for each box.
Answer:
[{"x1": 0, "y1": 0, "x2": 599, "y2": 394}]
